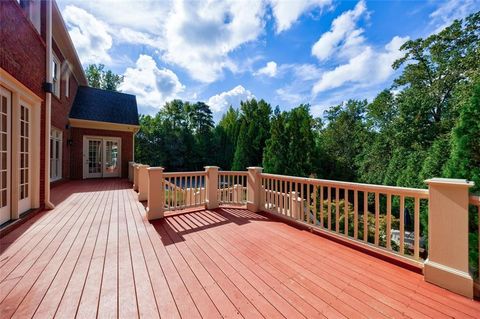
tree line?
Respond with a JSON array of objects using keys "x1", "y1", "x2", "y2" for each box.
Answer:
[{"x1": 135, "y1": 12, "x2": 479, "y2": 195}]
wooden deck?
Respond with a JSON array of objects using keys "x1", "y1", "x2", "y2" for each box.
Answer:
[{"x1": 1, "y1": 179, "x2": 479, "y2": 318}]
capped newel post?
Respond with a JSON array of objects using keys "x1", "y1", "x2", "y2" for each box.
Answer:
[
  {"x1": 247, "y1": 167, "x2": 263, "y2": 213},
  {"x1": 128, "y1": 161, "x2": 135, "y2": 182},
  {"x1": 205, "y1": 166, "x2": 219, "y2": 210},
  {"x1": 133, "y1": 163, "x2": 140, "y2": 191},
  {"x1": 424, "y1": 178, "x2": 474, "y2": 298},
  {"x1": 147, "y1": 167, "x2": 165, "y2": 220},
  {"x1": 137, "y1": 164, "x2": 150, "y2": 201}
]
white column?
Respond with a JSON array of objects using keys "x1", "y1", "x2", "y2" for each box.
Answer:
[
  {"x1": 204, "y1": 166, "x2": 219, "y2": 210},
  {"x1": 128, "y1": 161, "x2": 135, "y2": 182},
  {"x1": 424, "y1": 178, "x2": 474, "y2": 298},
  {"x1": 137, "y1": 164, "x2": 150, "y2": 201},
  {"x1": 147, "y1": 167, "x2": 164, "y2": 220},
  {"x1": 246, "y1": 167, "x2": 263, "y2": 212},
  {"x1": 133, "y1": 163, "x2": 140, "y2": 191}
]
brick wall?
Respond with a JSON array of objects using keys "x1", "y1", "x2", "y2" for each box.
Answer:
[
  {"x1": 0, "y1": 0, "x2": 47, "y2": 205},
  {"x1": 70, "y1": 128, "x2": 134, "y2": 179}
]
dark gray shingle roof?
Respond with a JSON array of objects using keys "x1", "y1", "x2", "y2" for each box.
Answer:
[{"x1": 70, "y1": 86, "x2": 139, "y2": 126}]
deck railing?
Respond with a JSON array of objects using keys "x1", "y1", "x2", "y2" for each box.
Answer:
[
  {"x1": 261, "y1": 173, "x2": 429, "y2": 261},
  {"x1": 136, "y1": 165, "x2": 476, "y2": 298},
  {"x1": 218, "y1": 171, "x2": 248, "y2": 205},
  {"x1": 163, "y1": 171, "x2": 206, "y2": 211}
]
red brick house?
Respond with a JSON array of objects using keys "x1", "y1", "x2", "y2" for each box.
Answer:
[{"x1": 0, "y1": 0, "x2": 139, "y2": 225}]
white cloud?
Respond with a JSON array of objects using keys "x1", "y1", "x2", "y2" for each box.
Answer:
[
  {"x1": 116, "y1": 28, "x2": 162, "y2": 48},
  {"x1": 275, "y1": 88, "x2": 305, "y2": 105},
  {"x1": 62, "y1": 5, "x2": 112, "y2": 65},
  {"x1": 59, "y1": 0, "x2": 171, "y2": 33},
  {"x1": 268, "y1": 0, "x2": 333, "y2": 33},
  {"x1": 312, "y1": 36, "x2": 408, "y2": 94},
  {"x1": 273, "y1": 63, "x2": 322, "y2": 106},
  {"x1": 207, "y1": 85, "x2": 255, "y2": 112},
  {"x1": 255, "y1": 61, "x2": 278, "y2": 77},
  {"x1": 429, "y1": 0, "x2": 480, "y2": 33},
  {"x1": 60, "y1": 0, "x2": 334, "y2": 83},
  {"x1": 311, "y1": 0, "x2": 367, "y2": 61},
  {"x1": 161, "y1": 0, "x2": 266, "y2": 83},
  {"x1": 119, "y1": 55, "x2": 184, "y2": 109}
]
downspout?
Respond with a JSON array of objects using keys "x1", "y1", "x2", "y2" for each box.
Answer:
[{"x1": 44, "y1": 0, "x2": 54, "y2": 209}]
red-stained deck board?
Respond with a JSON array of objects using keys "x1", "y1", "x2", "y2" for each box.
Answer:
[{"x1": 0, "y1": 179, "x2": 479, "y2": 318}]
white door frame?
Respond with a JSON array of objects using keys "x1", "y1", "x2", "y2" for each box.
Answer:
[
  {"x1": 0, "y1": 69, "x2": 42, "y2": 222},
  {"x1": 83, "y1": 136, "x2": 122, "y2": 179},
  {"x1": 0, "y1": 86, "x2": 11, "y2": 224}
]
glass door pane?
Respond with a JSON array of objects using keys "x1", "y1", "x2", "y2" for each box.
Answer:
[
  {"x1": 19, "y1": 104, "x2": 31, "y2": 214},
  {"x1": 103, "y1": 139, "x2": 120, "y2": 177},
  {"x1": 87, "y1": 139, "x2": 102, "y2": 178},
  {"x1": 0, "y1": 88, "x2": 11, "y2": 224},
  {"x1": 19, "y1": 105, "x2": 29, "y2": 200}
]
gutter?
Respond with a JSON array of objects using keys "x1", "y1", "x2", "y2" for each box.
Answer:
[{"x1": 44, "y1": 0, "x2": 54, "y2": 209}]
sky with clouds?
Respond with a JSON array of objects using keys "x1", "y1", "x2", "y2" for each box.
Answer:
[{"x1": 57, "y1": 0, "x2": 480, "y2": 120}]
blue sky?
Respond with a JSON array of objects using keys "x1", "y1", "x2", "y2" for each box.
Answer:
[{"x1": 57, "y1": 0, "x2": 480, "y2": 120}]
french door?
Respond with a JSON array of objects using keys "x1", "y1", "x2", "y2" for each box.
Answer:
[
  {"x1": 18, "y1": 104, "x2": 31, "y2": 213},
  {"x1": 0, "y1": 87, "x2": 11, "y2": 224},
  {"x1": 84, "y1": 137, "x2": 121, "y2": 178}
]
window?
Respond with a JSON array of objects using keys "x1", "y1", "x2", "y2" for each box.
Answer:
[
  {"x1": 20, "y1": 105, "x2": 30, "y2": 200},
  {"x1": 65, "y1": 66, "x2": 70, "y2": 98},
  {"x1": 29, "y1": 0, "x2": 41, "y2": 34},
  {"x1": 52, "y1": 55, "x2": 60, "y2": 97},
  {"x1": 50, "y1": 128, "x2": 62, "y2": 182}
]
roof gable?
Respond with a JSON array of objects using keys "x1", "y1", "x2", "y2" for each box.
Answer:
[{"x1": 70, "y1": 86, "x2": 139, "y2": 126}]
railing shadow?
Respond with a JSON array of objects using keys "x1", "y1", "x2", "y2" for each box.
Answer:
[{"x1": 150, "y1": 207, "x2": 270, "y2": 246}]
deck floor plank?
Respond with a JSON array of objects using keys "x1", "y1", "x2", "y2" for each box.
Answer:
[
  {"x1": 126, "y1": 187, "x2": 181, "y2": 319},
  {"x1": 0, "y1": 185, "x2": 103, "y2": 318},
  {"x1": 1, "y1": 179, "x2": 479, "y2": 318},
  {"x1": 53, "y1": 181, "x2": 114, "y2": 318},
  {"x1": 20, "y1": 181, "x2": 109, "y2": 318}
]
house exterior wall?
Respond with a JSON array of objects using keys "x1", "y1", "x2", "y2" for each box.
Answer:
[
  {"x1": 70, "y1": 128, "x2": 134, "y2": 179},
  {"x1": 0, "y1": 0, "x2": 47, "y2": 206},
  {"x1": 51, "y1": 41, "x2": 79, "y2": 181}
]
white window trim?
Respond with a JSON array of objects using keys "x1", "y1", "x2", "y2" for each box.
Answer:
[
  {"x1": 64, "y1": 65, "x2": 70, "y2": 98},
  {"x1": 52, "y1": 54, "x2": 60, "y2": 98},
  {"x1": 50, "y1": 127, "x2": 62, "y2": 182}
]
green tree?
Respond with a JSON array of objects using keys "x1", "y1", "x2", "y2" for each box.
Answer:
[
  {"x1": 445, "y1": 80, "x2": 480, "y2": 192},
  {"x1": 318, "y1": 100, "x2": 369, "y2": 181},
  {"x1": 232, "y1": 99, "x2": 271, "y2": 170},
  {"x1": 186, "y1": 102, "x2": 215, "y2": 169},
  {"x1": 445, "y1": 80, "x2": 480, "y2": 278},
  {"x1": 213, "y1": 106, "x2": 240, "y2": 170},
  {"x1": 263, "y1": 106, "x2": 289, "y2": 174},
  {"x1": 85, "y1": 64, "x2": 124, "y2": 91}
]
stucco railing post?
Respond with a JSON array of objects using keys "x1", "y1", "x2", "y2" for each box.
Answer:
[
  {"x1": 290, "y1": 191, "x2": 302, "y2": 219},
  {"x1": 128, "y1": 161, "x2": 135, "y2": 182},
  {"x1": 204, "y1": 166, "x2": 219, "y2": 210},
  {"x1": 424, "y1": 178, "x2": 474, "y2": 298},
  {"x1": 133, "y1": 163, "x2": 140, "y2": 191},
  {"x1": 147, "y1": 167, "x2": 164, "y2": 220},
  {"x1": 137, "y1": 164, "x2": 150, "y2": 201},
  {"x1": 247, "y1": 167, "x2": 263, "y2": 212}
]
